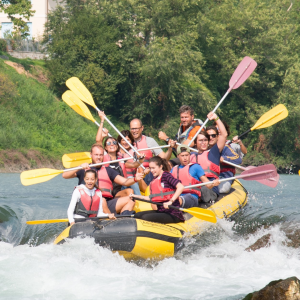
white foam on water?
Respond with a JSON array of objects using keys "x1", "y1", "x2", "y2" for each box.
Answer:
[{"x1": 1, "y1": 222, "x2": 300, "y2": 300}]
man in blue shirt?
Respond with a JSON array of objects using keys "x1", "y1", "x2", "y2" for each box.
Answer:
[{"x1": 171, "y1": 146, "x2": 220, "y2": 208}]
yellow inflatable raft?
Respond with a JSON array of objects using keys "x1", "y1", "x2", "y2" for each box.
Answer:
[{"x1": 54, "y1": 180, "x2": 247, "y2": 260}]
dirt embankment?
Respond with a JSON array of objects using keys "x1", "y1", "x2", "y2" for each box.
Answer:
[
  {"x1": 4, "y1": 61, "x2": 49, "y2": 85},
  {"x1": 0, "y1": 149, "x2": 62, "y2": 173}
]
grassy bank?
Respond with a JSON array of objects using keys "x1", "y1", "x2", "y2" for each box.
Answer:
[{"x1": 0, "y1": 53, "x2": 130, "y2": 172}]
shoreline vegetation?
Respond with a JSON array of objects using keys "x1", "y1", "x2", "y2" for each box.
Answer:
[{"x1": 0, "y1": 52, "x2": 299, "y2": 174}]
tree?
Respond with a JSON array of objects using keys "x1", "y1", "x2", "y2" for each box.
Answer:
[{"x1": 0, "y1": 0, "x2": 35, "y2": 37}]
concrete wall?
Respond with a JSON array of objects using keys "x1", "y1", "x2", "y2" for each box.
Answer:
[{"x1": 0, "y1": 0, "x2": 64, "y2": 40}]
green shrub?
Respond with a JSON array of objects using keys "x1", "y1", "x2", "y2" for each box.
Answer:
[{"x1": 0, "y1": 39, "x2": 7, "y2": 52}]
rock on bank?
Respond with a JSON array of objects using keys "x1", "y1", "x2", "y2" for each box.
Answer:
[{"x1": 243, "y1": 277, "x2": 300, "y2": 300}]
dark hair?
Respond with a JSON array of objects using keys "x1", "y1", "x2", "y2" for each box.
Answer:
[
  {"x1": 222, "y1": 121, "x2": 230, "y2": 136},
  {"x1": 103, "y1": 136, "x2": 120, "y2": 153},
  {"x1": 90, "y1": 143, "x2": 104, "y2": 153},
  {"x1": 196, "y1": 130, "x2": 210, "y2": 141},
  {"x1": 117, "y1": 130, "x2": 134, "y2": 146},
  {"x1": 213, "y1": 120, "x2": 230, "y2": 136},
  {"x1": 149, "y1": 156, "x2": 170, "y2": 172},
  {"x1": 84, "y1": 169, "x2": 99, "y2": 189},
  {"x1": 179, "y1": 105, "x2": 194, "y2": 116},
  {"x1": 206, "y1": 126, "x2": 218, "y2": 136}
]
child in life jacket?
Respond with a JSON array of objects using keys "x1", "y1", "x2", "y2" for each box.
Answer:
[
  {"x1": 131, "y1": 156, "x2": 185, "y2": 224},
  {"x1": 67, "y1": 169, "x2": 115, "y2": 225}
]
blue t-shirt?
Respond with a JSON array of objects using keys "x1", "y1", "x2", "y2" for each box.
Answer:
[{"x1": 171, "y1": 164, "x2": 205, "y2": 199}]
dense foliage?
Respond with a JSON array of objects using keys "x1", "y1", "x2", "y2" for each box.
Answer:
[
  {"x1": 0, "y1": 0, "x2": 34, "y2": 37},
  {"x1": 41, "y1": 0, "x2": 300, "y2": 166}
]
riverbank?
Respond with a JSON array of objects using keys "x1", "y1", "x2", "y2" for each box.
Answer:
[{"x1": 0, "y1": 149, "x2": 63, "y2": 173}]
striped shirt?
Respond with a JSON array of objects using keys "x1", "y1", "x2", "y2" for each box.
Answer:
[
  {"x1": 154, "y1": 172, "x2": 184, "y2": 221},
  {"x1": 159, "y1": 171, "x2": 181, "y2": 189}
]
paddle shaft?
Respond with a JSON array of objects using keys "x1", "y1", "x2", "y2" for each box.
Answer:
[
  {"x1": 63, "y1": 157, "x2": 131, "y2": 173},
  {"x1": 188, "y1": 61, "x2": 252, "y2": 147},
  {"x1": 95, "y1": 107, "x2": 142, "y2": 158},
  {"x1": 75, "y1": 215, "x2": 134, "y2": 222},
  {"x1": 94, "y1": 119, "x2": 145, "y2": 170},
  {"x1": 186, "y1": 169, "x2": 273, "y2": 189},
  {"x1": 133, "y1": 197, "x2": 185, "y2": 211},
  {"x1": 27, "y1": 215, "x2": 134, "y2": 225},
  {"x1": 222, "y1": 159, "x2": 246, "y2": 171},
  {"x1": 238, "y1": 128, "x2": 251, "y2": 139},
  {"x1": 234, "y1": 105, "x2": 288, "y2": 141}
]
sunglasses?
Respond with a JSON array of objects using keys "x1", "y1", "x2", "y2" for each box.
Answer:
[
  {"x1": 106, "y1": 140, "x2": 117, "y2": 146},
  {"x1": 208, "y1": 134, "x2": 217, "y2": 138}
]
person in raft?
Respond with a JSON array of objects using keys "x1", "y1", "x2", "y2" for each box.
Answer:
[
  {"x1": 171, "y1": 145, "x2": 220, "y2": 206},
  {"x1": 216, "y1": 121, "x2": 243, "y2": 194},
  {"x1": 95, "y1": 112, "x2": 145, "y2": 196},
  {"x1": 130, "y1": 156, "x2": 185, "y2": 224},
  {"x1": 62, "y1": 144, "x2": 143, "y2": 215},
  {"x1": 130, "y1": 118, "x2": 174, "y2": 185},
  {"x1": 158, "y1": 105, "x2": 204, "y2": 146},
  {"x1": 67, "y1": 169, "x2": 115, "y2": 225},
  {"x1": 190, "y1": 112, "x2": 227, "y2": 202}
]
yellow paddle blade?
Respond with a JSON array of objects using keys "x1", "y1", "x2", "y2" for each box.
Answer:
[
  {"x1": 62, "y1": 152, "x2": 92, "y2": 168},
  {"x1": 62, "y1": 90, "x2": 96, "y2": 123},
  {"x1": 27, "y1": 219, "x2": 69, "y2": 225},
  {"x1": 182, "y1": 207, "x2": 217, "y2": 223},
  {"x1": 251, "y1": 104, "x2": 288, "y2": 131},
  {"x1": 66, "y1": 77, "x2": 96, "y2": 108},
  {"x1": 20, "y1": 168, "x2": 63, "y2": 186}
]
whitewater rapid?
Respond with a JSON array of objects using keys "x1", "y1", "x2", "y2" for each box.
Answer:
[{"x1": 1, "y1": 174, "x2": 300, "y2": 299}]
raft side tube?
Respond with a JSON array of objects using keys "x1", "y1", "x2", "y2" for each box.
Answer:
[{"x1": 54, "y1": 218, "x2": 183, "y2": 260}]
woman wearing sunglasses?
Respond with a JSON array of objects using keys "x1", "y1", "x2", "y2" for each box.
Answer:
[
  {"x1": 96, "y1": 114, "x2": 145, "y2": 197},
  {"x1": 191, "y1": 111, "x2": 227, "y2": 202}
]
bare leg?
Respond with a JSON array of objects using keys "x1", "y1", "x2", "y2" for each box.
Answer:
[
  {"x1": 115, "y1": 188, "x2": 134, "y2": 198},
  {"x1": 115, "y1": 196, "x2": 135, "y2": 213}
]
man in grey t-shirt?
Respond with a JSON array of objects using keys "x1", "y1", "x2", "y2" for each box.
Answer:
[
  {"x1": 130, "y1": 118, "x2": 174, "y2": 163},
  {"x1": 230, "y1": 135, "x2": 247, "y2": 159}
]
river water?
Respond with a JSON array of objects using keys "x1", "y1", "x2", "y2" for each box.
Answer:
[{"x1": 1, "y1": 173, "x2": 300, "y2": 300}]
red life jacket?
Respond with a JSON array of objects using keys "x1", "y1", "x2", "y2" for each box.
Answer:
[
  {"x1": 149, "y1": 172, "x2": 175, "y2": 202},
  {"x1": 172, "y1": 164, "x2": 202, "y2": 197},
  {"x1": 122, "y1": 149, "x2": 137, "y2": 177},
  {"x1": 134, "y1": 135, "x2": 152, "y2": 168},
  {"x1": 74, "y1": 187, "x2": 102, "y2": 218},
  {"x1": 190, "y1": 151, "x2": 220, "y2": 179},
  {"x1": 220, "y1": 163, "x2": 236, "y2": 175},
  {"x1": 103, "y1": 153, "x2": 127, "y2": 178},
  {"x1": 97, "y1": 167, "x2": 114, "y2": 198}
]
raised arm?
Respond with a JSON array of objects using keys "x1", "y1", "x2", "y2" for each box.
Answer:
[
  {"x1": 232, "y1": 136, "x2": 248, "y2": 155},
  {"x1": 62, "y1": 163, "x2": 89, "y2": 179},
  {"x1": 95, "y1": 111, "x2": 107, "y2": 144},
  {"x1": 207, "y1": 112, "x2": 228, "y2": 153}
]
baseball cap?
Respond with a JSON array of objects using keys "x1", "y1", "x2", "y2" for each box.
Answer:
[{"x1": 177, "y1": 145, "x2": 191, "y2": 154}]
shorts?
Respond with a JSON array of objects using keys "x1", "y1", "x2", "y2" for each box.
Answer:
[
  {"x1": 106, "y1": 198, "x2": 119, "y2": 214},
  {"x1": 180, "y1": 194, "x2": 199, "y2": 208}
]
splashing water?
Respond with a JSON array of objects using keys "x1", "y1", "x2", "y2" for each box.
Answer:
[{"x1": 1, "y1": 174, "x2": 300, "y2": 299}]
